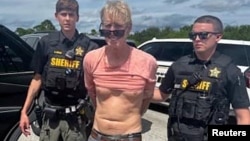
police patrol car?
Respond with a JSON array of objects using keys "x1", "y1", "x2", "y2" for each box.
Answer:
[{"x1": 137, "y1": 37, "x2": 250, "y2": 122}]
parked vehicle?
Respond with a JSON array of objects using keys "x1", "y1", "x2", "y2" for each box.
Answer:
[
  {"x1": 137, "y1": 37, "x2": 250, "y2": 124},
  {"x1": 0, "y1": 24, "x2": 136, "y2": 141},
  {"x1": 0, "y1": 24, "x2": 34, "y2": 141}
]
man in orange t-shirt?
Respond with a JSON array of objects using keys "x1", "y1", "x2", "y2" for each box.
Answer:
[{"x1": 83, "y1": 1, "x2": 157, "y2": 141}]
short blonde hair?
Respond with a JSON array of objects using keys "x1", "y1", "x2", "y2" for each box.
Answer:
[{"x1": 100, "y1": 0, "x2": 132, "y2": 25}]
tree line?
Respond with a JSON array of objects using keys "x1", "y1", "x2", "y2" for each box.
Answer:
[{"x1": 15, "y1": 19, "x2": 250, "y2": 46}]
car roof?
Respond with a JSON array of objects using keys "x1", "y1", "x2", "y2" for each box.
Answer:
[
  {"x1": 0, "y1": 24, "x2": 34, "y2": 65},
  {"x1": 0, "y1": 24, "x2": 34, "y2": 56},
  {"x1": 138, "y1": 37, "x2": 250, "y2": 47},
  {"x1": 21, "y1": 32, "x2": 49, "y2": 38}
]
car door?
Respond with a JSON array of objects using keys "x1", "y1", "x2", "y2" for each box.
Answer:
[
  {"x1": 138, "y1": 41, "x2": 193, "y2": 87},
  {"x1": 0, "y1": 24, "x2": 34, "y2": 140}
]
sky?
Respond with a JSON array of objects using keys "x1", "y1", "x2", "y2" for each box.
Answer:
[{"x1": 1, "y1": 0, "x2": 250, "y2": 33}]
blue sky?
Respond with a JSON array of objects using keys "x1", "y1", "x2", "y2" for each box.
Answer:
[{"x1": 1, "y1": 0, "x2": 250, "y2": 33}]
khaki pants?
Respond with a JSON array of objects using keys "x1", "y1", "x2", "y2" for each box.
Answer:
[{"x1": 39, "y1": 115, "x2": 87, "y2": 141}]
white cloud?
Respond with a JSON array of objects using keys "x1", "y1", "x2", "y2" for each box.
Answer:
[{"x1": 0, "y1": 0, "x2": 250, "y2": 33}]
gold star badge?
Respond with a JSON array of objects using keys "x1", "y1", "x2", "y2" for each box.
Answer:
[
  {"x1": 75, "y1": 46, "x2": 84, "y2": 56},
  {"x1": 209, "y1": 67, "x2": 221, "y2": 78}
]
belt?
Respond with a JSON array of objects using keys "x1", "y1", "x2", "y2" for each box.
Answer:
[
  {"x1": 45, "y1": 103, "x2": 78, "y2": 114},
  {"x1": 90, "y1": 129, "x2": 142, "y2": 141},
  {"x1": 43, "y1": 103, "x2": 81, "y2": 120}
]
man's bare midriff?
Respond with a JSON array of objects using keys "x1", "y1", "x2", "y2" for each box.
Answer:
[{"x1": 93, "y1": 86, "x2": 144, "y2": 135}]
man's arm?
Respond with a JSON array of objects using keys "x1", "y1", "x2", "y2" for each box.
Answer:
[
  {"x1": 83, "y1": 52, "x2": 96, "y2": 108},
  {"x1": 19, "y1": 73, "x2": 42, "y2": 136},
  {"x1": 151, "y1": 66, "x2": 175, "y2": 103},
  {"x1": 151, "y1": 87, "x2": 170, "y2": 103},
  {"x1": 234, "y1": 108, "x2": 250, "y2": 124},
  {"x1": 140, "y1": 90, "x2": 153, "y2": 115},
  {"x1": 140, "y1": 57, "x2": 158, "y2": 115},
  {"x1": 227, "y1": 66, "x2": 250, "y2": 124},
  {"x1": 21, "y1": 74, "x2": 42, "y2": 114}
]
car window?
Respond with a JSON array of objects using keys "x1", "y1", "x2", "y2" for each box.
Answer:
[
  {"x1": 21, "y1": 36, "x2": 39, "y2": 50},
  {"x1": 0, "y1": 45, "x2": 27, "y2": 73},
  {"x1": 139, "y1": 42, "x2": 193, "y2": 61},
  {"x1": 217, "y1": 44, "x2": 250, "y2": 66},
  {"x1": 140, "y1": 40, "x2": 250, "y2": 67}
]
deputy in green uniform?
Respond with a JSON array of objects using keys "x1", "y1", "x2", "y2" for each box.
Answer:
[{"x1": 19, "y1": 0, "x2": 98, "y2": 140}]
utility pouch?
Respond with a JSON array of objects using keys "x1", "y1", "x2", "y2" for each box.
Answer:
[
  {"x1": 44, "y1": 107, "x2": 57, "y2": 119},
  {"x1": 35, "y1": 105, "x2": 43, "y2": 127},
  {"x1": 182, "y1": 98, "x2": 196, "y2": 119},
  {"x1": 55, "y1": 77, "x2": 66, "y2": 90},
  {"x1": 168, "y1": 90, "x2": 180, "y2": 117},
  {"x1": 209, "y1": 110, "x2": 227, "y2": 125},
  {"x1": 77, "y1": 99, "x2": 95, "y2": 126},
  {"x1": 195, "y1": 98, "x2": 212, "y2": 121},
  {"x1": 84, "y1": 102, "x2": 95, "y2": 125}
]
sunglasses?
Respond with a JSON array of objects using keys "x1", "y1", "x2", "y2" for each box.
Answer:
[
  {"x1": 188, "y1": 32, "x2": 219, "y2": 40},
  {"x1": 99, "y1": 29, "x2": 125, "y2": 39}
]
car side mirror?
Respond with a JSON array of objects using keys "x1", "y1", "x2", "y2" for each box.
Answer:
[{"x1": 244, "y1": 67, "x2": 250, "y2": 88}]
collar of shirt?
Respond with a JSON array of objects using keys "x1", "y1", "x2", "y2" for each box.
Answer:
[
  {"x1": 59, "y1": 30, "x2": 79, "y2": 46},
  {"x1": 189, "y1": 51, "x2": 222, "y2": 66}
]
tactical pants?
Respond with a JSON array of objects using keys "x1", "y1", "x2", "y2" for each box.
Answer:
[
  {"x1": 168, "y1": 122, "x2": 206, "y2": 141},
  {"x1": 39, "y1": 115, "x2": 87, "y2": 141}
]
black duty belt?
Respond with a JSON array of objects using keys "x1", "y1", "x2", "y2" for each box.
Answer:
[
  {"x1": 171, "y1": 117, "x2": 206, "y2": 127},
  {"x1": 90, "y1": 128, "x2": 142, "y2": 141},
  {"x1": 43, "y1": 103, "x2": 80, "y2": 119},
  {"x1": 46, "y1": 103, "x2": 78, "y2": 113}
]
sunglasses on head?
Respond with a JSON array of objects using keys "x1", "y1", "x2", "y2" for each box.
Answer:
[
  {"x1": 188, "y1": 32, "x2": 219, "y2": 40},
  {"x1": 99, "y1": 29, "x2": 125, "y2": 39}
]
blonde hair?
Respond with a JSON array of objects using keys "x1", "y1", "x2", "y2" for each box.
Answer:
[{"x1": 100, "y1": 0, "x2": 132, "y2": 25}]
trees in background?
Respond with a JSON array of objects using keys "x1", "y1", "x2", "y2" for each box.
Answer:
[
  {"x1": 15, "y1": 19, "x2": 56, "y2": 36},
  {"x1": 14, "y1": 19, "x2": 250, "y2": 46},
  {"x1": 129, "y1": 24, "x2": 250, "y2": 46}
]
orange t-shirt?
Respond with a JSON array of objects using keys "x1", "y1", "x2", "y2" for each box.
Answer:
[{"x1": 83, "y1": 47, "x2": 157, "y2": 98}]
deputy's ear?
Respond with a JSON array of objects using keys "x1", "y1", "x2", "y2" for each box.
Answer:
[
  {"x1": 216, "y1": 34, "x2": 223, "y2": 41},
  {"x1": 55, "y1": 13, "x2": 58, "y2": 21}
]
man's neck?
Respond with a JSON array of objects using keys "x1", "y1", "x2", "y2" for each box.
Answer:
[
  {"x1": 62, "y1": 30, "x2": 76, "y2": 40},
  {"x1": 196, "y1": 48, "x2": 216, "y2": 61},
  {"x1": 106, "y1": 44, "x2": 131, "y2": 58}
]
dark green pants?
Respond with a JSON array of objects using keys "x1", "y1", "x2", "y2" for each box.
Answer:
[{"x1": 39, "y1": 116, "x2": 86, "y2": 141}]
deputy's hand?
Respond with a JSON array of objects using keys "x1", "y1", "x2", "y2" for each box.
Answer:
[{"x1": 19, "y1": 113, "x2": 31, "y2": 136}]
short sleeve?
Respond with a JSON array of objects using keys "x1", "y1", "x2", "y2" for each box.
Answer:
[
  {"x1": 30, "y1": 37, "x2": 47, "y2": 74},
  {"x1": 83, "y1": 51, "x2": 96, "y2": 97},
  {"x1": 226, "y1": 64, "x2": 250, "y2": 108},
  {"x1": 159, "y1": 65, "x2": 175, "y2": 94}
]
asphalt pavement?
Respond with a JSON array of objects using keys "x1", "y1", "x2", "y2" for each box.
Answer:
[{"x1": 142, "y1": 106, "x2": 168, "y2": 141}]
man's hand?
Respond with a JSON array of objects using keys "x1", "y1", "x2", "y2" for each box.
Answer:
[{"x1": 19, "y1": 113, "x2": 31, "y2": 136}]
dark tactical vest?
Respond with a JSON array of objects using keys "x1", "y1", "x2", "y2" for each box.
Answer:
[
  {"x1": 168, "y1": 54, "x2": 232, "y2": 134},
  {"x1": 42, "y1": 32, "x2": 90, "y2": 96}
]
